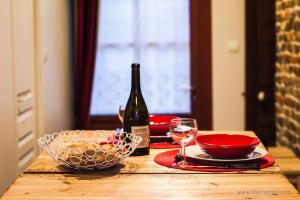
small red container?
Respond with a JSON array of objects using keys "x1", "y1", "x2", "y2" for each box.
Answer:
[
  {"x1": 195, "y1": 134, "x2": 260, "y2": 159},
  {"x1": 149, "y1": 115, "x2": 180, "y2": 135}
]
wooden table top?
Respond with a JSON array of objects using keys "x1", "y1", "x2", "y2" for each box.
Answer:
[{"x1": 1, "y1": 131, "x2": 300, "y2": 199}]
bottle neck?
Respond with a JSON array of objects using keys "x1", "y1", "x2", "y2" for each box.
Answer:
[{"x1": 131, "y1": 65, "x2": 141, "y2": 93}]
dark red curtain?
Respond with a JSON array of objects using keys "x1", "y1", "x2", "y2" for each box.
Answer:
[{"x1": 74, "y1": 0, "x2": 98, "y2": 129}]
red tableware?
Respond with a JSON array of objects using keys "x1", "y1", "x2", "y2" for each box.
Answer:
[
  {"x1": 195, "y1": 134, "x2": 260, "y2": 159},
  {"x1": 149, "y1": 115, "x2": 180, "y2": 135}
]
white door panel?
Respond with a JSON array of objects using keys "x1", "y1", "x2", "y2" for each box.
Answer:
[
  {"x1": 11, "y1": 0, "x2": 37, "y2": 173},
  {"x1": 12, "y1": 0, "x2": 35, "y2": 94},
  {"x1": 0, "y1": 0, "x2": 18, "y2": 194}
]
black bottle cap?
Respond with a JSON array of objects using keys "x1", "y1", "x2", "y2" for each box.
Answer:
[{"x1": 131, "y1": 63, "x2": 140, "y2": 68}]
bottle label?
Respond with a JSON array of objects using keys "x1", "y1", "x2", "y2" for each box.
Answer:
[{"x1": 131, "y1": 125, "x2": 150, "y2": 148}]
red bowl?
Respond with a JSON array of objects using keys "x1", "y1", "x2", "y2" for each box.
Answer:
[
  {"x1": 195, "y1": 134, "x2": 260, "y2": 159},
  {"x1": 149, "y1": 115, "x2": 180, "y2": 135}
]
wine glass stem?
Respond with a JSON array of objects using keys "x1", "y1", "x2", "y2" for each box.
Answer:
[{"x1": 181, "y1": 144, "x2": 186, "y2": 164}]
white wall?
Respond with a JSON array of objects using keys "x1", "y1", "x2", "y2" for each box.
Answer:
[
  {"x1": 212, "y1": 0, "x2": 245, "y2": 130},
  {"x1": 0, "y1": 0, "x2": 18, "y2": 194},
  {"x1": 0, "y1": 0, "x2": 73, "y2": 194},
  {"x1": 35, "y1": 0, "x2": 73, "y2": 136}
]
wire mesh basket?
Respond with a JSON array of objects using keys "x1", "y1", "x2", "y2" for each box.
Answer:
[{"x1": 38, "y1": 130, "x2": 142, "y2": 170}]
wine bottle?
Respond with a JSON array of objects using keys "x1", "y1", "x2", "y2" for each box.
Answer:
[{"x1": 123, "y1": 63, "x2": 150, "y2": 156}]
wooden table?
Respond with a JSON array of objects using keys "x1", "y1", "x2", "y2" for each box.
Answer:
[{"x1": 1, "y1": 131, "x2": 300, "y2": 199}]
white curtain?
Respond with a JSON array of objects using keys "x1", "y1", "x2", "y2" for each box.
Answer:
[{"x1": 91, "y1": 0, "x2": 190, "y2": 115}]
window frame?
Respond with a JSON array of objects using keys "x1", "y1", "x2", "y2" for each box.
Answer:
[{"x1": 88, "y1": 0, "x2": 212, "y2": 130}]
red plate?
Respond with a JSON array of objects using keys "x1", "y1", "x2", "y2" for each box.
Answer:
[
  {"x1": 195, "y1": 134, "x2": 260, "y2": 159},
  {"x1": 149, "y1": 115, "x2": 180, "y2": 135}
]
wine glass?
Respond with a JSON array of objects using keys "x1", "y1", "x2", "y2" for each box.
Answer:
[
  {"x1": 118, "y1": 105, "x2": 125, "y2": 124},
  {"x1": 169, "y1": 118, "x2": 198, "y2": 167}
]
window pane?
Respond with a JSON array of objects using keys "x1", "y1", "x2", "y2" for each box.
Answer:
[
  {"x1": 140, "y1": 46, "x2": 190, "y2": 113},
  {"x1": 90, "y1": 47, "x2": 134, "y2": 115},
  {"x1": 91, "y1": 0, "x2": 190, "y2": 115},
  {"x1": 139, "y1": 0, "x2": 189, "y2": 44},
  {"x1": 99, "y1": 0, "x2": 133, "y2": 44}
]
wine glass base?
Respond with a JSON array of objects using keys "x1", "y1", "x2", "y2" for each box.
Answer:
[{"x1": 172, "y1": 161, "x2": 189, "y2": 168}]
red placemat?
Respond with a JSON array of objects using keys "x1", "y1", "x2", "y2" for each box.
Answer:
[
  {"x1": 154, "y1": 149, "x2": 275, "y2": 172},
  {"x1": 150, "y1": 142, "x2": 181, "y2": 149},
  {"x1": 150, "y1": 141, "x2": 196, "y2": 149}
]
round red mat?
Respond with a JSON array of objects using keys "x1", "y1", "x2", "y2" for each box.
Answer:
[
  {"x1": 150, "y1": 141, "x2": 196, "y2": 149},
  {"x1": 150, "y1": 142, "x2": 181, "y2": 149},
  {"x1": 154, "y1": 149, "x2": 275, "y2": 172}
]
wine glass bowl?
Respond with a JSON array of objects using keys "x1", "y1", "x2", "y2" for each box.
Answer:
[
  {"x1": 118, "y1": 105, "x2": 125, "y2": 124},
  {"x1": 171, "y1": 124, "x2": 196, "y2": 145},
  {"x1": 169, "y1": 118, "x2": 198, "y2": 166}
]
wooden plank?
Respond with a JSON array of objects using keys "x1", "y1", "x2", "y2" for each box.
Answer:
[
  {"x1": 276, "y1": 158, "x2": 300, "y2": 175},
  {"x1": 27, "y1": 131, "x2": 281, "y2": 174},
  {"x1": 297, "y1": 176, "x2": 300, "y2": 191},
  {"x1": 1, "y1": 174, "x2": 299, "y2": 200},
  {"x1": 268, "y1": 146, "x2": 297, "y2": 158},
  {"x1": 25, "y1": 149, "x2": 281, "y2": 174}
]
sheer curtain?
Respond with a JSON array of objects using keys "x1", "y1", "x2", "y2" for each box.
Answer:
[{"x1": 91, "y1": 0, "x2": 190, "y2": 115}]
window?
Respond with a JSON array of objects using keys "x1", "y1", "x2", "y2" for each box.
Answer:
[{"x1": 90, "y1": 0, "x2": 191, "y2": 115}]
